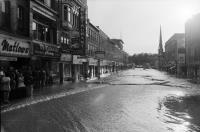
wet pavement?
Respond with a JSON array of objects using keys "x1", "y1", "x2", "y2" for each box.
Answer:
[{"x1": 1, "y1": 68, "x2": 200, "y2": 132}]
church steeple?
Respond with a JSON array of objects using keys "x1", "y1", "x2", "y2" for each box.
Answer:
[
  {"x1": 158, "y1": 25, "x2": 163, "y2": 54},
  {"x1": 158, "y1": 25, "x2": 164, "y2": 70}
]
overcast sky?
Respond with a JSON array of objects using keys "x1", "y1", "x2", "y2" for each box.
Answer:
[{"x1": 87, "y1": 0, "x2": 200, "y2": 55}]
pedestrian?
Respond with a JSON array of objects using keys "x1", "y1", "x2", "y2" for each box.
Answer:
[
  {"x1": 39, "y1": 69, "x2": 46, "y2": 88},
  {"x1": 46, "y1": 69, "x2": 50, "y2": 86},
  {"x1": 24, "y1": 67, "x2": 34, "y2": 97},
  {"x1": 17, "y1": 72, "x2": 26, "y2": 97},
  {"x1": 49, "y1": 70, "x2": 53, "y2": 85},
  {"x1": 7, "y1": 67, "x2": 16, "y2": 90},
  {"x1": 14, "y1": 69, "x2": 20, "y2": 89},
  {"x1": 0, "y1": 71, "x2": 11, "y2": 104}
]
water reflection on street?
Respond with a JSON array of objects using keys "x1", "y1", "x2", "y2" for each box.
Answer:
[
  {"x1": 1, "y1": 69, "x2": 200, "y2": 132},
  {"x1": 158, "y1": 95, "x2": 200, "y2": 132}
]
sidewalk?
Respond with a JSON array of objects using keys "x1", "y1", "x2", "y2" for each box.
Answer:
[{"x1": 1, "y1": 73, "x2": 111, "y2": 113}]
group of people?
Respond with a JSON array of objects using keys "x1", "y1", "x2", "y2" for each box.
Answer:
[{"x1": 0, "y1": 66, "x2": 54, "y2": 105}]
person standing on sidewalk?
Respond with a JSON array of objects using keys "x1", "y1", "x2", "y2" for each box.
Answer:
[
  {"x1": 24, "y1": 67, "x2": 34, "y2": 97},
  {"x1": 0, "y1": 71, "x2": 11, "y2": 104},
  {"x1": 40, "y1": 69, "x2": 46, "y2": 88},
  {"x1": 17, "y1": 72, "x2": 26, "y2": 97}
]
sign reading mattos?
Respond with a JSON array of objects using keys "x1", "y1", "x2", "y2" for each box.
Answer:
[{"x1": 0, "y1": 38, "x2": 30, "y2": 57}]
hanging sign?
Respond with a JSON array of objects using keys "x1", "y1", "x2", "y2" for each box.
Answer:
[{"x1": 95, "y1": 51, "x2": 105, "y2": 59}]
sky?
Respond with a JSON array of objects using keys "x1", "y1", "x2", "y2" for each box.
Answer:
[{"x1": 87, "y1": 0, "x2": 200, "y2": 55}]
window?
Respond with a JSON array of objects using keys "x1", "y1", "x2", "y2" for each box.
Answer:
[
  {"x1": 17, "y1": 6, "x2": 24, "y2": 20},
  {"x1": 61, "y1": 36, "x2": 64, "y2": 43},
  {"x1": 32, "y1": 22, "x2": 37, "y2": 39},
  {"x1": 0, "y1": 0, "x2": 10, "y2": 29},
  {"x1": 64, "y1": 5, "x2": 68, "y2": 21},
  {"x1": 63, "y1": 5, "x2": 72, "y2": 23},
  {"x1": 17, "y1": 6, "x2": 24, "y2": 30},
  {"x1": 32, "y1": 21, "x2": 51, "y2": 43},
  {"x1": 68, "y1": 7, "x2": 71, "y2": 23},
  {"x1": 61, "y1": 34, "x2": 69, "y2": 45},
  {"x1": 64, "y1": 37, "x2": 67, "y2": 44},
  {"x1": 1, "y1": 1, "x2": 5, "y2": 12},
  {"x1": 66, "y1": 38, "x2": 69, "y2": 44}
]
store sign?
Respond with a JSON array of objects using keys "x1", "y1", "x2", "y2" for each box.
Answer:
[
  {"x1": 89, "y1": 58, "x2": 97, "y2": 66},
  {"x1": 71, "y1": 7, "x2": 86, "y2": 55},
  {"x1": 33, "y1": 43, "x2": 60, "y2": 57},
  {"x1": 73, "y1": 55, "x2": 87, "y2": 64},
  {"x1": 0, "y1": 38, "x2": 30, "y2": 57},
  {"x1": 100, "y1": 60, "x2": 109, "y2": 66},
  {"x1": 61, "y1": 54, "x2": 72, "y2": 62},
  {"x1": 95, "y1": 51, "x2": 105, "y2": 59}
]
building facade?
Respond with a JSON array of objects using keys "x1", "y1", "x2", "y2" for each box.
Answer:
[
  {"x1": 57, "y1": 0, "x2": 88, "y2": 83},
  {"x1": 0, "y1": 0, "x2": 129, "y2": 88},
  {"x1": 0, "y1": 0, "x2": 31, "y2": 71},
  {"x1": 30, "y1": 0, "x2": 60, "y2": 82},
  {"x1": 185, "y1": 13, "x2": 200, "y2": 80},
  {"x1": 86, "y1": 20, "x2": 99, "y2": 78},
  {"x1": 165, "y1": 33, "x2": 185, "y2": 75}
]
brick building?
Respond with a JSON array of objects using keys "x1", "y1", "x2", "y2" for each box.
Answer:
[
  {"x1": 185, "y1": 13, "x2": 200, "y2": 80},
  {"x1": 56, "y1": 0, "x2": 88, "y2": 82},
  {"x1": 165, "y1": 33, "x2": 185, "y2": 75}
]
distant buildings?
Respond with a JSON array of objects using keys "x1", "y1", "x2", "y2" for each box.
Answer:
[
  {"x1": 164, "y1": 33, "x2": 185, "y2": 75},
  {"x1": 185, "y1": 13, "x2": 200, "y2": 79},
  {"x1": 162, "y1": 13, "x2": 200, "y2": 82}
]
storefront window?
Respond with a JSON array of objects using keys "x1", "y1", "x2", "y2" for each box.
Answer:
[
  {"x1": 64, "y1": 64, "x2": 71, "y2": 77},
  {"x1": 32, "y1": 21, "x2": 51, "y2": 43},
  {"x1": 51, "y1": 62, "x2": 59, "y2": 80}
]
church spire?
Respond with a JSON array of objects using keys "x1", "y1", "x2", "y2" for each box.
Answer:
[
  {"x1": 159, "y1": 25, "x2": 163, "y2": 54},
  {"x1": 158, "y1": 25, "x2": 164, "y2": 70}
]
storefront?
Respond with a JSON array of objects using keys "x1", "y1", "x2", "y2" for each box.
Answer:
[
  {"x1": 60, "y1": 53, "x2": 72, "y2": 82},
  {"x1": 100, "y1": 60, "x2": 109, "y2": 74},
  {"x1": 88, "y1": 58, "x2": 97, "y2": 78},
  {"x1": 0, "y1": 35, "x2": 31, "y2": 71},
  {"x1": 72, "y1": 55, "x2": 87, "y2": 82},
  {"x1": 32, "y1": 41, "x2": 61, "y2": 83}
]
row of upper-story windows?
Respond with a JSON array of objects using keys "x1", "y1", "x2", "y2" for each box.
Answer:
[
  {"x1": 88, "y1": 44, "x2": 97, "y2": 57},
  {"x1": 32, "y1": 21, "x2": 52, "y2": 43},
  {"x1": 63, "y1": 4, "x2": 79, "y2": 30},
  {"x1": 87, "y1": 27, "x2": 99, "y2": 44},
  {"x1": 60, "y1": 33, "x2": 70, "y2": 45}
]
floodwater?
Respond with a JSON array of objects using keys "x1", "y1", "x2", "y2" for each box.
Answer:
[{"x1": 1, "y1": 68, "x2": 200, "y2": 132}]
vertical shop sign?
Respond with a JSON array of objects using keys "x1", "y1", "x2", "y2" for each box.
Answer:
[{"x1": 71, "y1": 7, "x2": 86, "y2": 55}]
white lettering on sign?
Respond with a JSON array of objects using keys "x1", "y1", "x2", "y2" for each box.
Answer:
[
  {"x1": 0, "y1": 38, "x2": 30, "y2": 57},
  {"x1": 61, "y1": 54, "x2": 72, "y2": 61},
  {"x1": 73, "y1": 55, "x2": 86, "y2": 64}
]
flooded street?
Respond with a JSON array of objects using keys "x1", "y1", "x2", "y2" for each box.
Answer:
[{"x1": 1, "y1": 69, "x2": 200, "y2": 132}]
